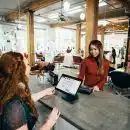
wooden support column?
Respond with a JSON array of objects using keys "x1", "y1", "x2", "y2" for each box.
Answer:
[
  {"x1": 101, "y1": 29, "x2": 105, "y2": 46},
  {"x1": 125, "y1": 17, "x2": 130, "y2": 70},
  {"x1": 76, "y1": 24, "x2": 81, "y2": 54},
  {"x1": 26, "y1": 11, "x2": 35, "y2": 66},
  {"x1": 85, "y1": 0, "x2": 99, "y2": 56}
]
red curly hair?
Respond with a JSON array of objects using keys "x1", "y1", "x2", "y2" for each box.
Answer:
[{"x1": 0, "y1": 51, "x2": 38, "y2": 120}]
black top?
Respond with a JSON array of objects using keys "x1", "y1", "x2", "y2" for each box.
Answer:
[
  {"x1": 112, "y1": 48, "x2": 116, "y2": 57},
  {"x1": 0, "y1": 96, "x2": 37, "y2": 130}
]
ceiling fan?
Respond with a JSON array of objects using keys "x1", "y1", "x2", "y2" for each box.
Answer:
[{"x1": 58, "y1": 0, "x2": 68, "y2": 22}]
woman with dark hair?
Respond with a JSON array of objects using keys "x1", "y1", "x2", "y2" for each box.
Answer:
[
  {"x1": 78, "y1": 40, "x2": 110, "y2": 92},
  {"x1": 0, "y1": 51, "x2": 60, "y2": 130}
]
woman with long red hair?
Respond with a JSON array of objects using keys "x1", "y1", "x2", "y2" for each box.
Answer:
[
  {"x1": 0, "y1": 51, "x2": 60, "y2": 130},
  {"x1": 78, "y1": 40, "x2": 110, "y2": 92}
]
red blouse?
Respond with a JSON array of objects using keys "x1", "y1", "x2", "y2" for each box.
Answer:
[{"x1": 78, "y1": 57, "x2": 110, "y2": 90}]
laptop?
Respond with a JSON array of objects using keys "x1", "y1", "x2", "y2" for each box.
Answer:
[{"x1": 55, "y1": 74, "x2": 83, "y2": 103}]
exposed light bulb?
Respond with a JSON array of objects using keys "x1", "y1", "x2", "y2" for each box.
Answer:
[
  {"x1": 80, "y1": 13, "x2": 85, "y2": 20},
  {"x1": 98, "y1": 20, "x2": 109, "y2": 26},
  {"x1": 63, "y1": 1, "x2": 70, "y2": 11},
  {"x1": 102, "y1": 20, "x2": 108, "y2": 26},
  {"x1": 18, "y1": 24, "x2": 22, "y2": 29}
]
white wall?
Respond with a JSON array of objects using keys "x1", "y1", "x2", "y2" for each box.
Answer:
[
  {"x1": 0, "y1": 24, "x2": 15, "y2": 52},
  {"x1": 0, "y1": 22, "x2": 76, "y2": 62},
  {"x1": 55, "y1": 27, "x2": 76, "y2": 54},
  {"x1": 34, "y1": 24, "x2": 56, "y2": 53},
  {"x1": 0, "y1": 23, "x2": 27, "y2": 53},
  {"x1": 0, "y1": 23, "x2": 55, "y2": 54},
  {"x1": 80, "y1": 32, "x2": 128, "y2": 55},
  {"x1": 104, "y1": 32, "x2": 127, "y2": 52}
]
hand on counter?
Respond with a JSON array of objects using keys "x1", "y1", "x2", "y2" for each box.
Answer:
[
  {"x1": 93, "y1": 85, "x2": 100, "y2": 92},
  {"x1": 44, "y1": 87, "x2": 56, "y2": 96},
  {"x1": 46, "y1": 107, "x2": 60, "y2": 129},
  {"x1": 39, "y1": 107, "x2": 60, "y2": 130},
  {"x1": 32, "y1": 87, "x2": 56, "y2": 102}
]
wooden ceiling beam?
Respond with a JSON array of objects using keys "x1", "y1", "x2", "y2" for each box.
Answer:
[
  {"x1": 7, "y1": 0, "x2": 61, "y2": 21},
  {"x1": 50, "y1": 21, "x2": 128, "y2": 30},
  {"x1": 81, "y1": 22, "x2": 128, "y2": 33},
  {"x1": 7, "y1": 12, "x2": 25, "y2": 21},
  {"x1": 61, "y1": 27, "x2": 76, "y2": 30},
  {"x1": 26, "y1": 0, "x2": 61, "y2": 12},
  {"x1": 104, "y1": 23, "x2": 128, "y2": 32},
  {"x1": 50, "y1": 21, "x2": 82, "y2": 28},
  {"x1": 50, "y1": 12, "x2": 128, "y2": 30}
]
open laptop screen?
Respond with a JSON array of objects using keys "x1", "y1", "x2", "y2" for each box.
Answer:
[{"x1": 56, "y1": 74, "x2": 82, "y2": 96}]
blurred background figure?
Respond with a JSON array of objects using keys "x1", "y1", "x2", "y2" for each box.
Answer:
[
  {"x1": 111, "y1": 47, "x2": 116, "y2": 64},
  {"x1": 63, "y1": 47, "x2": 73, "y2": 67}
]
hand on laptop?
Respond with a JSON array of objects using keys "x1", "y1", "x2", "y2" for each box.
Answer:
[{"x1": 44, "y1": 87, "x2": 56, "y2": 96}]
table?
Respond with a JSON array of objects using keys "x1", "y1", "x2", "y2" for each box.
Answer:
[{"x1": 39, "y1": 91, "x2": 130, "y2": 130}]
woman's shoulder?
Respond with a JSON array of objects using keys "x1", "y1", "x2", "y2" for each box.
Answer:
[
  {"x1": 83, "y1": 57, "x2": 93, "y2": 63},
  {"x1": 104, "y1": 58, "x2": 110, "y2": 66},
  {"x1": 2, "y1": 96, "x2": 27, "y2": 130},
  {"x1": 4, "y1": 96, "x2": 24, "y2": 111}
]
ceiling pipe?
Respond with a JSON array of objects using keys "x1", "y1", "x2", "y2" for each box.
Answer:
[{"x1": 118, "y1": 0, "x2": 130, "y2": 16}]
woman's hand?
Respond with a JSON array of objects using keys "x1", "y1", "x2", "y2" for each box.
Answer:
[
  {"x1": 93, "y1": 85, "x2": 100, "y2": 92},
  {"x1": 32, "y1": 87, "x2": 55, "y2": 102},
  {"x1": 46, "y1": 107, "x2": 60, "y2": 129},
  {"x1": 44, "y1": 87, "x2": 56, "y2": 96}
]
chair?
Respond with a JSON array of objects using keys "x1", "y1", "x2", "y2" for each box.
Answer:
[
  {"x1": 73, "y1": 56, "x2": 82, "y2": 65},
  {"x1": 53, "y1": 56, "x2": 64, "y2": 69},
  {"x1": 54, "y1": 56, "x2": 64, "y2": 63},
  {"x1": 108, "y1": 67, "x2": 115, "y2": 76},
  {"x1": 30, "y1": 70, "x2": 45, "y2": 81},
  {"x1": 109, "y1": 71, "x2": 130, "y2": 96}
]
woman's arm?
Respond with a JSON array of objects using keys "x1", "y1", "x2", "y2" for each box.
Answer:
[
  {"x1": 16, "y1": 123, "x2": 50, "y2": 130},
  {"x1": 78, "y1": 59, "x2": 87, "y2": 80},
  {"x1": 31, "y1": 87, "x2": 55, "y2": 102},
  {"x1": 39, "y1": 108, "x2": 60, "y2": 130},
  {"x1": 16, "y1": 124, "x2": 28, "y2": 130},
  {"x1": 16, "y1": 108, "x2": 60, "y2": 130}
]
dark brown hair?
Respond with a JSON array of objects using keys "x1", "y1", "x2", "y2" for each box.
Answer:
[
  {"x1": 89, "y1": 40, "x2": 104, "y2": 75},
  {"x1": 0, "y1": 51, "x2": 38, "y2": 119}
]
